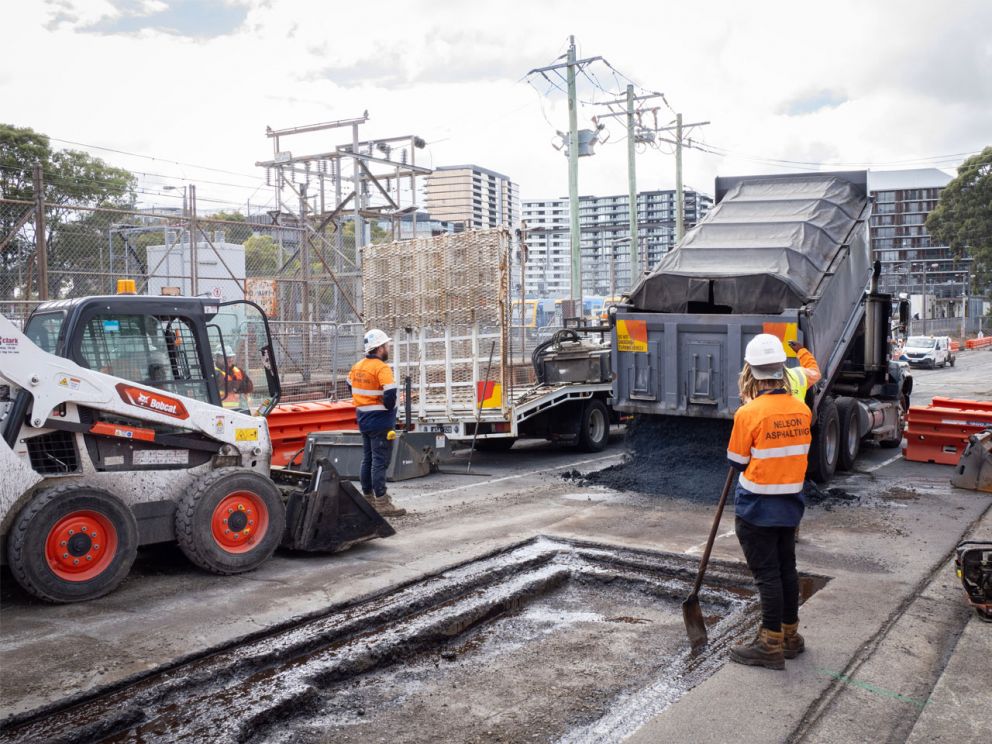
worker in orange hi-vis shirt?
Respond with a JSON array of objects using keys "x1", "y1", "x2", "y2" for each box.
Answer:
[
  {"x1": 347, "y1": 328, "x2": 406, "y2": 518},
  {"x1": 727, "y1": 333, "x2": 812, "y2": 671}
]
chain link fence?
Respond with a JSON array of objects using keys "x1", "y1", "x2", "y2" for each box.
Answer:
[{"x1": 1, "y1": 194, "x2": 365, "y2": 401}]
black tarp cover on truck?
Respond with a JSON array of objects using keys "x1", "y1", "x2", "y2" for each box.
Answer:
[{"x1": 627, "y1": 174, "x2": 867, "y2": 314}]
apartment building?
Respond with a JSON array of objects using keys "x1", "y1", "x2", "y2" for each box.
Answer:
[{"x1": 424, "y1": 165, "x2": 519, "y2": 230}]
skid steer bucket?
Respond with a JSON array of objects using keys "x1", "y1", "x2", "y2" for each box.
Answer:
[
  {"x1": 950, "y1": 431, "x2": 992, "y2": 494},
  {"x1": 282, "y1": 458, "x2": 396, "y2": 552}
]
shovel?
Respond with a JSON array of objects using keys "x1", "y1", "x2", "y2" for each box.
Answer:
[{"x1": 682, "y1": 466, "x2": 736, "y2": 651}]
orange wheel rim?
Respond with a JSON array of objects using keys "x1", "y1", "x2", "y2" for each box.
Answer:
[
  {"x1": 210, "y1": 491, "x2": 269, "y2": 554},
  {"x1": 45, "y1": 510, "x2": 118, "y2": 582}
]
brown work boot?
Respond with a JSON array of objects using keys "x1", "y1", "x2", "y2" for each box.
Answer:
[
  {"x1": 373, "y1": 493, "x2": 407, "y2": 517},
  {"x1": 782, "y1": 621, "x2": 805, "y2": 659},
  {"x1": 729, "y1": 627, "x2": 785, "y2": 670},
  {"x1": 363, "y1": 492, "x2": 377, "y2": 508}
]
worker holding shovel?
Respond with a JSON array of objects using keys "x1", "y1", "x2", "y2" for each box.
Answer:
[{"x1": 725, "y1": 334, "x2": 812, "y2": 670}]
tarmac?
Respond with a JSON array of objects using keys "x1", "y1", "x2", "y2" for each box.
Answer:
[{"x1": 1, "y1": 349, "x2": 990, "y2": 742}]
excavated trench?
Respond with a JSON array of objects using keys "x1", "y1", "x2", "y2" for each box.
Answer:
[{"x1": 0, "y1": 537, "x2": 827, "y2": 744}]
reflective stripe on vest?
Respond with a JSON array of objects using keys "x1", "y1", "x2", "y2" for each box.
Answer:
[{"x1": 786, "y1": 366, "x2": 807, "y2": 403}]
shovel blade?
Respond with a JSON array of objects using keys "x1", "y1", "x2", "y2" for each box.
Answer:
[{"x1": 682, "y1": 595, "x2": 709, "y2": 650}]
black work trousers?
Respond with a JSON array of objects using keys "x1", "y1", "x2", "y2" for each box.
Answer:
[{"x1": 735, "y1": 517, "x2": 799, "y2": 633}]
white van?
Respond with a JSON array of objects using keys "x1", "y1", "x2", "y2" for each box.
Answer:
[{"x1": 901, "y1": 335, "x2": 955, "y2": 368}]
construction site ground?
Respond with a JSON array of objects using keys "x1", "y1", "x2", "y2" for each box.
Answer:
[{"x1": 2, "y1": 350, "x2": 991, "y2": 742}]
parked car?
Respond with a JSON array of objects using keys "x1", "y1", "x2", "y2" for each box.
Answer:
[{"x1": 900, "y1": 335, "x2": 955, "y2": 368}]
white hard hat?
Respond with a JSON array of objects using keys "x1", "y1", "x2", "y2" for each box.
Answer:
[
  {"x1": 745, "y1": 333, "x2": 786, "y2": 378},
  {"x1": 364, "y1": 328, "x2": 391, "y2": 354},
  {"x1": 214, "y1": 345, "x2": 235, "y2": 358}
]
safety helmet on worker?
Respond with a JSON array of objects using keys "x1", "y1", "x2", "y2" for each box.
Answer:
[
  {"x1": 213, "y1": 345, "x2": 235, "y2": 359},
  {"x1": 745, "y1": 333, "x2": 786, "y2": 379},
  {"x1": 364, "y1": 328, "x2": 391, "y2": 354}
]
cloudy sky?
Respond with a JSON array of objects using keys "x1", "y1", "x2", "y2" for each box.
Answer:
[{"x1": 3, "y1": 0, "x2": 990, "y2": 214}]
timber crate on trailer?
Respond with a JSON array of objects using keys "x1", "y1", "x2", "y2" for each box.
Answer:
[{"x1": 363, "y1": 230, "x2": 618, "y2": 452}]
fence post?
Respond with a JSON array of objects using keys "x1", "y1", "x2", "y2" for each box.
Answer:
[
  {"x1": 32, "y1": 163, "x2": 49, "y2": 300},
  {"x1": 189, "y1": 184, "x2": 198, "y2": 297}
]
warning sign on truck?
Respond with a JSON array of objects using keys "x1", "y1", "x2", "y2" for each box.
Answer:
[{"x1": 616, "y1": 319, "x2": 648, "y2": 352}]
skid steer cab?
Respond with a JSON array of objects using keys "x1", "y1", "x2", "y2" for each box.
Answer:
[{"x1": 0, "y1": 297, "x2": 393, "y2": 604}]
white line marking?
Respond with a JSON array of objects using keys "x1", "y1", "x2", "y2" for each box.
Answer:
[
  {"x1": 422, "y1": 453, "x2": 623, "y2": 498},
  {"x1": 686, "y1": 529, "x2": 737, "y2": 555},
  {"x1": 861, "y1": 453, "x2": 903, "y2": 473}
]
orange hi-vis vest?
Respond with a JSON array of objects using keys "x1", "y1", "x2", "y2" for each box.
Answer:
[
  {"x1": 727, "y1": 390, "x2": 812, "y2": 495},
  {"x1": 348, "y1": 356, "x2": 397, "y2": 430}
]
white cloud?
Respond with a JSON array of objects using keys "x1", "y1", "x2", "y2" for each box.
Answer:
[{"x1": 3, "y1": 0, "x2": 988, "y2": 212}]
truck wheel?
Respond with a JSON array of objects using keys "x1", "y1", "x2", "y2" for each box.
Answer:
[
  {"x1": 577, "y1": 399, "x2": 610, "y2": 452},
  {"x1": 950, "y1": 355, "x2": 955, "y2": 367},
  {"x1": 836, "y1": 398, "x2": 860, "y2": 472},
  {"x1": 7, "y1": 485, "x2": 138, "y2": 603},
  {"x1": 880, "y1": 392, "x2": 909, "y2": 449},
  {"x1": 474, "y1": 437, "x2": 517, "y2": 452},
  {"x1": 175, "y1": 469, "x2": 285, "y2": 575},
  {"x1": 808, "y1": 397, "x2": 840, "y2": 483}
]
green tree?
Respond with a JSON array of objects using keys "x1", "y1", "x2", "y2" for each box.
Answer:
[
  {"x1": 244, "y1": 234, "x2": 280, "y2": 275},
  {"x1": 205, "y1": 209, "x2": 253, "y2": 244},
  {"x1": 1, "y1": 123, "x2": 136, "y2": 299},
  {"x1": 926, "y1": 147, "x2": 992, "y2": 290}
]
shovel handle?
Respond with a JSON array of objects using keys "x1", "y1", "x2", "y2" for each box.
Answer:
[{"x1": 689, "y1": 467, "x2": 735, "y2": 598}]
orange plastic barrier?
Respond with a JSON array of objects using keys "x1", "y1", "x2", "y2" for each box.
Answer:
[
  {"x1": 904, "y1": 398, "x2": 992, "y2": 465},
  {"x1": 266, "y1": 400, "x2": 358, "y2": 466},
  {"x1": 965, "y1": 337, "x2": 992, "y2": 350},
  {"x1": 951, "y1": 341, "x2": 960, "y2": 352}
]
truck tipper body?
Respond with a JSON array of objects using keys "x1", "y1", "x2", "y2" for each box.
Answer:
[{"x1": 611, "y1": 171, "x2": 911, "y2": 482}]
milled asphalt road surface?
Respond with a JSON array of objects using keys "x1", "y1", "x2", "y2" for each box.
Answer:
[{"x1": 1, "y1": 348, "x2": 990, "y2": 742}]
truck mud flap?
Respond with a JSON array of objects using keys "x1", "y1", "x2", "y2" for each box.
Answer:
[{"x1": 282, "y1": 458, "x2": 395, "y2": 552}]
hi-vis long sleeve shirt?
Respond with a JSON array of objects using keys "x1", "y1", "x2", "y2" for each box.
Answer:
[
  {"x1": 348, "y1": 356, "x2": 398, "y2": 432},
  {"x1": 727, "y1": 389, "x2": 812, "y2": 527},
  {"x1": 785, "y1": 347, "x2": 821, "y2": 405}
]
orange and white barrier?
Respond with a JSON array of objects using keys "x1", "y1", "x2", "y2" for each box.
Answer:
[
  {"x1": 904, "y1": 397, "x2": 992, "y2": 465},
  {"x1": 266, "y1": 400, "x2": 358, "y2": 466},
  {"x1": 965, "y1": 337, "x2": 992, "y2": 350}
]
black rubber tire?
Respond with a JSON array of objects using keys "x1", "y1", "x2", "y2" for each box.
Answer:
[
  {"x1": 7, "y1": 485, "x2": 138, "y2": 603},
  {"x1": 175, "y1": 469, "x2": 285, "y2": 575},
  {"x1": 577, "y1": 399, "x2": 610, "y2": 453},
  {"x1": 836, "y1": 397, "x2": 860, "y2": 472},
  {"x1": 473, "y1": 437, "x2": 517, "y2": 452},
  {"x1": 880, "y1": 392, "x2": 909, "y2": 449},
  {"x1": 808, "y1": 397, "x2": 840, "y2": 483},
  {"x1": 950, "y1": 355, "x2": 955, "y2": 367}
]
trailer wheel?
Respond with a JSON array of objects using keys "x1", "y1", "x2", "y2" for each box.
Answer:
[
  {"x1": 176, "y1": 469, "x2": 285, "y2": 575},
  {"x1": 7, "y1": 485, "x2": 138, "y2": 603},
  {"x1": 836, "y1": 398, "x2": 860, "y2": 472},
  {"x1": 577, "y1": 399, "x2": 610, "y2": 452},
  {"x1": 808, "y1": 397, "x2": 840, "y2": 483}
]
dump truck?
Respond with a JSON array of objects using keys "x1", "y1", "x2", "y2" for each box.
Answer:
[{"x1": 611, "y1": 171, "x2": 911, "y2": 482}]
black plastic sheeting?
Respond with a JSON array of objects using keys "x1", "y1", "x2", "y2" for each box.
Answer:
[{"x1": 627, "y1": 174, "x2": 868, "y2": 314}]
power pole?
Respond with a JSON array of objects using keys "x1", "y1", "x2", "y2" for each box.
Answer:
[
  {"x1": 526, "y1": 37, "x2": 603, "y2": 312},
  {"x1": 654, "y1": 115, "x2": 709, "y2": 242},
  {"x1": 675, "y1": 114, "x2": 684, "y2": 241},
  {"x1": 566, "y1": 36, "x2": 581, "y2": 306},
  {"x1": 626, "y1": 85, "x2": 637, "y2": 276},
  {"x1": 593, "y1": 88, "x2": 666, "y2": 290}
]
